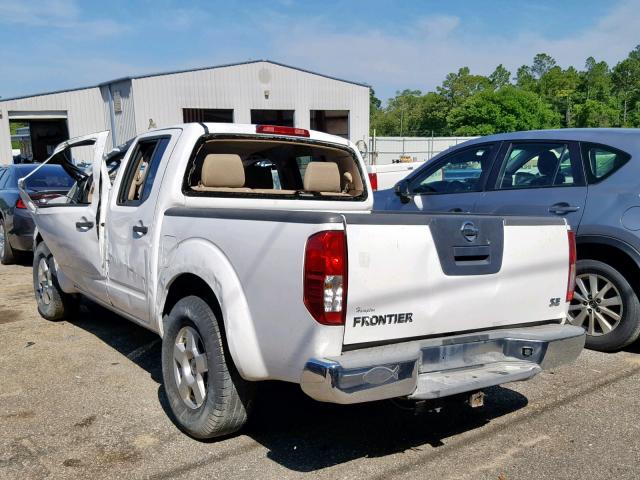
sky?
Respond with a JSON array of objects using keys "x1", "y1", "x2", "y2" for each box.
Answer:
[{"x1": 0, "y1": 0, "x2": 639, "y2": 101}]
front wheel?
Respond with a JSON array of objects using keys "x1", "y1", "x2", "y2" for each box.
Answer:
[
  {"x1": 161, "y1": 295, "x2": 254, "y2": 439},
  {"x1": 33, "y1": 242, "x2": 75, "y2": 320},
  {"x1": 568, "y1": 259, "x2": 640, "y2": 352}
]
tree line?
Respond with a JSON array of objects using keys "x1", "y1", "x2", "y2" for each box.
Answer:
[{"x1": 370, "y1": 46, "x2": 640, "y2": 137}]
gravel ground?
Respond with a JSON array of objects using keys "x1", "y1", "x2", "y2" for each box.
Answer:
[{"x1": 1, "y1": 261, "x2": 639, "y2": 479}]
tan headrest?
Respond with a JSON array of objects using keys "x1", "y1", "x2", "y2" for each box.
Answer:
[
  {"x1": 201, "y1": 154, "x2": 245, "y2": 188},
  {"x1": 303, "y1": 162, "x2": 341, "y2": 193}
]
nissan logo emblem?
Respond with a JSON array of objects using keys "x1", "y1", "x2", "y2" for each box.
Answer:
[{"x1": 461, "y1": 221, "x2": 479, "y2": 242}]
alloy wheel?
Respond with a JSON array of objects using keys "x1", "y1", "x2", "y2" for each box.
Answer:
[
  {"x1": 36, "y1": 258, "x2": 54, "y2": 306},
  {"x1": 173, "y1": 326, "x2": 209, "y2": 409},
  {"x1": 568, "y1": 273, "x2": 623, "y2": 336}
]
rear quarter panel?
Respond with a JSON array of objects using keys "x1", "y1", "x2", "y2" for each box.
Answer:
[{"x1": 158, "y1": 209, "x2": 346, "y2": 382}]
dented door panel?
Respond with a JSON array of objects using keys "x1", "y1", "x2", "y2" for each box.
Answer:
[{"x1": 18, "y1": 132, "x2": 110, "y2": 301}]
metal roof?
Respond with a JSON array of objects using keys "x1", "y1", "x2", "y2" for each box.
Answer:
[{"x1": 0, "y1": 59, "x2": 370, "y2": 102}]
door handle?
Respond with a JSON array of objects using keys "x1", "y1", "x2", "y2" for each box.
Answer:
[
  {"x1": 449, "y1": 208, "x2": 464, "y2": 213},
  {"x1": 132, "y1": 224, "x2": 148, "y2": 236},
  {"x1": 548, "y1": 203, "x2": 580, "y2": 214},
  {"x1": 75, "y1": 220, "x2": 94, "y2": 231}
]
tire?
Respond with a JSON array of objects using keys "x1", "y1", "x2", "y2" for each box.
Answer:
[
  {"x1": 0, "y1": 217, "x2": 16, "y2": 265},
  {"x1": 161, "y1": 295, "x2": 254, "y2": 439},
  {"x1": 33, "y1": 242, "x2": 75, "y2": 321},
  {"x1": 568, "y1": 259, "x2": 640, "y2": 352}
]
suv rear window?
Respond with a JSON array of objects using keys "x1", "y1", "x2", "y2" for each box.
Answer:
[
  {"x1": 184, "y1": 138, "x2": 366, "y2": 201},
  {"x1": 581, "y1": 143, "x2": 630, "y2": 184}
]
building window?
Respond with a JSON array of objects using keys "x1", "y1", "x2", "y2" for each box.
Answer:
[
  {"x1": 310, "y1": 110, "x2": 349, "y2": 139},
  {"x1": 251, "y1": 110, "x2": 294, "y2": 127},
  {"x1": 183, "y1": 108, "x2": 234, "y2": 123}
]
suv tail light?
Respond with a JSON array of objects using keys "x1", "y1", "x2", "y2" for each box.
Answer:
[
  {"x1": 566, "y1": 230, "x2": 577, "y2": 302},
  {"x1": 256, "y1": 125, "x2": 310, "y2": 137},
  {"x1": 368, "y1": 172, "x2": 378, "y2": 191},
  {"x1": 304, "y1": 230, "x2": 348, "y2": 325},
  {"x1": 15, "y1": 198, "x2": 26, "y2": 209}
]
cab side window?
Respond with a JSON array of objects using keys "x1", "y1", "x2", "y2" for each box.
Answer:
[
  {"x1": 581, "y1": 143, "x2": 630, "y2": 184},
  {"x1": 118, "y1": 137, "x2": 169, "y2": 206},
  {"x1": 410, "y1": 144, "x2": 495, "y2": 194},
  {"x1": 494, "y1": 143, "x2": 581, "y2": 189}
]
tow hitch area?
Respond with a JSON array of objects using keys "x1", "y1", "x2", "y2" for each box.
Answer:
[{"x1": 467, "y1": 390, "x2": 485, "y2": 408}]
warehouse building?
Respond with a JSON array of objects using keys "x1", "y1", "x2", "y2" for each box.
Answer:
[{"x1": 0, "y1": 60, "x2": 370, "y2": 164}]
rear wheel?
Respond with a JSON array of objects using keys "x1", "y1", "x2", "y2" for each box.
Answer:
[
  {"x1": 33, "y1": 242, "x2": 75, "y2": 320},
  {"x1": 0, "y1": 218, "x2": 16, "y2": 265},
  {"x1": 161, "y1": 295, "x2": 254, "y2": 439},
  {"x1": 568, "y1": 259, "x2": 640, "y2": 351}
]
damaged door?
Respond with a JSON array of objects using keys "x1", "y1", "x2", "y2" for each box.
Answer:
[
  {"x1": 105, "y1": 131, "x2": 179, "y2": 323},
  {"x1": 18, "y1": 132, "x2": 110, "y2": 301}
]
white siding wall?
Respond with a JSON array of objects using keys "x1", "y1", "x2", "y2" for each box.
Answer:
[
  {"x1": 0, "y1": 87, "x2": 109, "y2": 164},
  {"x1": 131, "y1": 61, "x2": 370, "y2": 143},
  {"x1": 99, "y1": 80, "x2": 137, "y2": 148}
]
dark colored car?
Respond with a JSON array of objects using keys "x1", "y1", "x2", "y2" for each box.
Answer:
[
  {"x1": 0, "y1": 164, "x2": 74, "y2": 264},
  {"x1": 375, "y1": 128, "x2": 640, "y2": 352}
]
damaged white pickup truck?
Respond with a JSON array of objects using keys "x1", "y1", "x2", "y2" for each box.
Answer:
[{"x1": 20, "y1": 123, "x2": 585, "y2": 439}]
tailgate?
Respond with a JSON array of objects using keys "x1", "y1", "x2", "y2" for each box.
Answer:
[{"x1": 342, "y1": 213, "x2": 570, "y2": 346}]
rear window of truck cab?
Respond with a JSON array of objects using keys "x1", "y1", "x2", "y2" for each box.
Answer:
[{"x1": 183, "y1": 138, "x2": 367, "y2": 201}]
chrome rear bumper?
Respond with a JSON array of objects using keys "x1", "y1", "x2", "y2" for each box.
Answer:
[{"x1": 300, "y1": 324, "x2": 585, "y2": 404}]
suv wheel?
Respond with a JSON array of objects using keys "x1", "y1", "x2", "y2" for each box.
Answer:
[
  {"x1": 161, "y1": 295, "x2": 254, "y2": 439},
  {"x1": 568, "y1": 259, "x2": 640, "y2": 351}
]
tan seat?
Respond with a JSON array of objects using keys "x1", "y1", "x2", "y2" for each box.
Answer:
[
  {"x1": 128, "y1": 164, "x2": 148, "y2": 200},
  {"x1": 194, "y1": 154, "x2": 252, "y2": 192},
  {"x1": 303, "y1": 162, "x2": 342, "y2": 194}
]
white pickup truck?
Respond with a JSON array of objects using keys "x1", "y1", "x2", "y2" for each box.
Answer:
[
  {"x1": 367, "y1": 161, "x2": 423, "y2": 191},
  {"x1": 20, "y1": 123, "x2": 584, "y2": 439}
]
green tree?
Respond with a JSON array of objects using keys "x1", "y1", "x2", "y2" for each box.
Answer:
[
  {"x1": 370, "y1": 89, "x2": 425, "y2": 136},
  {"x1": 531, "y1": 53, "x2": 557, "y2": 79},
  {"x1": 437, "y1": 67, "x2": 491, "y2": 106},
  {"x1": 538, "y1": 66, "x2": 581, "y2": 126},
  {"x1": 612, "y1": 54, "x2": 640, "y2": 126},
  {"x1": 515, "y1": 65, "x2": 536, "y2": 91},
  {"x1": 414, "y1": 92, "x2": 451, "y2": 135},
  {"x1": 369, "y1": 45, "x2": 640, "y2": 135},
  {"x1": 369, "y1": 88, "x2": 382, "y2": 111},
  {"x1": 447, "y1": 86, "x2": 560, "y2": 135},
  {"x1": 574, "y1": 99, "x2": 618, "y2": 127},
  {"x1": 582, "y1": 57, "x2": 612, "y2": 102},
  {"x1": 489, "y1": 64, "x2": 511, "y2": 90}
]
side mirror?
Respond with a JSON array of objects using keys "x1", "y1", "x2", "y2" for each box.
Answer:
[{"x1": 394, "y1": 179, "x2": 412, "y2": 204}]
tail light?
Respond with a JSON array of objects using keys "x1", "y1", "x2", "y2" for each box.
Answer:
[
  {"x1": 17, "y1": 193, "x2": 61, "y2": 210},
  {"x1": 368, "y1": 172, "x2": 378, "y2": 191},
  {"x1": 303, "y1": 230, "x2": 348, "y2": 325},
  {"x1": 566, "y1": 230, "x2": 577, "y2": 302},
  {"x1": 256, "y1": 125, "x2": 310, "y2": 137}
]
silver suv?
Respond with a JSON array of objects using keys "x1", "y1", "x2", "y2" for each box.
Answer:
[{"x1": 375, "y1": 129, "x2": 640, "y2": 352}]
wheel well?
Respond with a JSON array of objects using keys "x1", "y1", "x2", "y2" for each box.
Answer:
[
  {"x1": 162, "y1": 273, "x2": 223, "y2": 324},
  {"x1": 578, "y1": 242, "x2": 640, "y2": 292}
]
